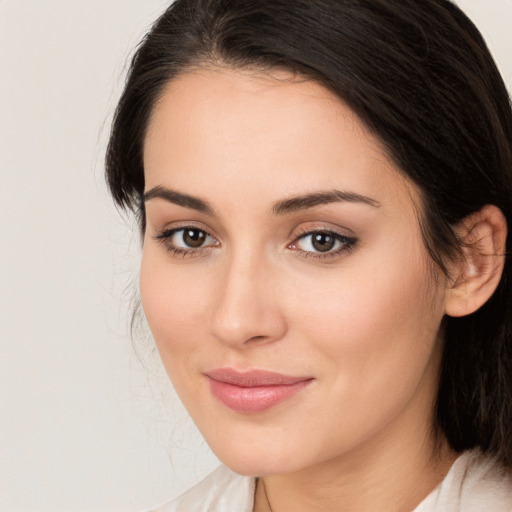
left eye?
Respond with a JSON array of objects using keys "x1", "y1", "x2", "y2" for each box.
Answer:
[
  {"x1": 165, "y1": 228, "x2": 216, "y2": 249},
  {"x1": 294, "y1": 231, "x2": 350, "y2": 253}
]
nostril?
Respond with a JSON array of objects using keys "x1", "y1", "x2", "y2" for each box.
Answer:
[{"x1": 247, "y1": 335, "x2": 266, "y2": 343}]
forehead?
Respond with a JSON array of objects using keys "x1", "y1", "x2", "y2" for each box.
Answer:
[
  {"x1": 145, "y1": 67, "x2": 376, "y2": 154},
  {"x1": 143, "y1": 67, "x2": 417, "y2": 213}
]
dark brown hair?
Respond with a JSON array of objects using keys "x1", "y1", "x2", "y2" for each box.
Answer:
[{"x1": 106, "y1": 0, "x2": 512, "y2": 467}]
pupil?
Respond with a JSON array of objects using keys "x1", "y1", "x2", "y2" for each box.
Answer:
[
  {"x1": 312, "y1": 233, "x2": 335, "y2": 252},
  {"x1": 184, "y1": 229, "x2": 206, "y2": 248}
]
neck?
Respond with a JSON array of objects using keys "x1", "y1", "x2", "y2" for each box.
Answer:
[{"x1": 255, "y1": 436, "x2": 456, "y2": 512}]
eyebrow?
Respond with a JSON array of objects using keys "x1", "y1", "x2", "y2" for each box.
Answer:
[
  {"x1": 143, "y1": 185, "x2": 214, "y2": 215},
  {"x1": 143, "y1": 185, "x2": 380, "y2": 216},
  {"x1": 272, "y1": 190, "x2": 381, "y2": 215}
]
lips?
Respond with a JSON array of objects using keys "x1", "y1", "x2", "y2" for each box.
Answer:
[{"x1": 205, "y1": 368, "x2": 314, "y2": 414}]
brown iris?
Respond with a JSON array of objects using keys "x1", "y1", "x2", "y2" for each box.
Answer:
[
  {"x1": 311, "y1": 232, "x2": 336, "y2": 252},
  {"x1": 183, "y1": 229, "x2": 207, "y2": 248}
]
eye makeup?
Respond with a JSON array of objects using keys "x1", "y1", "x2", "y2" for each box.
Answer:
[
  {"x1": 153, "y1": 225, "x2": 219, "y2": 258},
  {"x1": 288, "y1": 228, "x2": 358, "y2": 262},
  {"x1": 153, "y1": 222, "x2": 358, "y2": 263}
]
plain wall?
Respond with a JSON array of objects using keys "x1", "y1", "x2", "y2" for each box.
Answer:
[{"x1": 1, "y1": 1, "x2": 511, "y2": 511}]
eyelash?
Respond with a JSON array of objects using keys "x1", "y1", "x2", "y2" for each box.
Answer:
[
  {"x1": 290, "y1": 229, "x2": 357, "y2": 261},
  {"x1": 154, "y1": 226, "x2": 218, "y2": 258},
  {"x1": 153, "y1": 226, "x2": 357, "y2": 261}
]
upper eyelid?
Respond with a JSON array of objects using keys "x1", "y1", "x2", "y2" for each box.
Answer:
[
  {"x1": 291, "y1": 230, "x2": 356, "y2": 248},
  {"x1": 154, "y1": 222, "x2": 216, "y2": 238},
  {"x1": 156, "y1": 226, "x2": 218, "y2": 244},
  {"x1": 292, "y1": 225, "x2": 355, "y2": 240},
  {"x1": 152, "y1": 221, "x2": 355, "y2": 244}
]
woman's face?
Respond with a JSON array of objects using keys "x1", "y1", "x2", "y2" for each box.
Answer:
[{"x1": 141, "y1": 68, "x2": 448, "y2": 476}]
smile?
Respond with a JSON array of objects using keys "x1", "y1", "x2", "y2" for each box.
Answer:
[{"x1": 205, "y1": 368, "x2": 314, "y2": 414}]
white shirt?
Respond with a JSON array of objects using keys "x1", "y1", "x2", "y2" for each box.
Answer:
[{"x1": 154, "y1": 450, "x2": 512, "y2": 511}]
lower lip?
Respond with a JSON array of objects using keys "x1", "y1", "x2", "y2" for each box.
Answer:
[{"x1": 207, "y1": 378, "x2": 313, "y2": 414}]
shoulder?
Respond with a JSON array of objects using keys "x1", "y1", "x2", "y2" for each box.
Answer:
[
  {"x1": 415, "y1": 449, "x2": 512, "y2": 511},
  {"x1": 151, "y1": 465, "x2": 256, "y2": 512}
]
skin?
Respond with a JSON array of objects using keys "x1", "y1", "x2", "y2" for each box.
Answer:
[{"x1": 141, "y1": 68, "x2": 459, "y2": 511}]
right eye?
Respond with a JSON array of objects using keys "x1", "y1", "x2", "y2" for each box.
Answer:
[{"x1": 154, "y1": 226, "x2": 219, "y2": 255}]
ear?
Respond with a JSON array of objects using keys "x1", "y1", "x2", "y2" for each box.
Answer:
[{"x1": 445, "y1": 205, "x2": 507, "y2": 318}]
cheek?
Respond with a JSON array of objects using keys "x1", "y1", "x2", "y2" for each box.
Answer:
[
  {"x1": 290, "y1": 242, "x2": 444, "y2": 383},
  {"x1": 139, "y1": 250, "x2": 210, "y2": 364},
  {"x1": 279, "y1": 248, "x2": 445, "y2": 451}
]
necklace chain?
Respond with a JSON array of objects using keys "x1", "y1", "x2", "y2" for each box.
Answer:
[{"x1": 261, "y1": 479, "x2": 273, "y2": 512}]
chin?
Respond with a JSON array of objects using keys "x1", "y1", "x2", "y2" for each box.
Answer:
[
  {"x1": 206, "y1": 436, "x2": 311, "y2": 477},
  {"x1": 218, "y1": 454, "x2": 295, "y2": 478}
]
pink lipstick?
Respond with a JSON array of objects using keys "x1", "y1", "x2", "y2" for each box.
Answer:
[{"x1": 205, "y1": 368, "x2": 314, "y2": 414}]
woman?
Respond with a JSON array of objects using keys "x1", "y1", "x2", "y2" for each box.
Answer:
[{"x1": 106, "y1": 0, "x2": 512, "y2": 510}]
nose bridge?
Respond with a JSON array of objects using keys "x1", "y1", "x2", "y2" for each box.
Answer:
[{"x1": 210, "y1": 244, "x2": 285, "y2": 347}]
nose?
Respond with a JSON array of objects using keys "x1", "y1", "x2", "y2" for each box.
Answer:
[{"x1": 210, "y1": 252, "x2": 287, "y2": 348}]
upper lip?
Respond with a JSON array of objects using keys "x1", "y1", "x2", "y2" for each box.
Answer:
[{"x1": 205, "y1": 368, "x2": 313, "y2": 387}]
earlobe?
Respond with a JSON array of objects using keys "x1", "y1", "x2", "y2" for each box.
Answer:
[{"x1": 445, "y1": 205, "x2": 507, "y2": 318}]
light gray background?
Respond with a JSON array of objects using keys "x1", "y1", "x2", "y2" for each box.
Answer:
[{"x1": 1, "y1": 1, "x2": 511, "y2": 511}]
